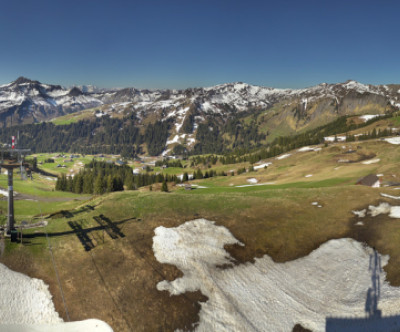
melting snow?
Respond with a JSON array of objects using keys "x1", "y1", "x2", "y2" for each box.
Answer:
[
  {"x1": 0, "y1": 264, "x2": 113, "y2": 331},
  {"x1": 385, "y1": 137, "x2": 400, "y2": 145},
  {"x1": 324, "y1": 136, "x2": 346, "y2": 142},
  {"x1": 381, "y1": 193, "x2": 400, "y2": 200},
  {"x1": 297, "y1": 146, "x2": 322, "y2": 152},
  {"x1": 0, "y1": 263, "x2": 62, "y2": 324},
  {"x1": 352, "y1": 209, "x2": 367, "y2": 218},
  {"x1": 276, "y1": 154, "x2": 291, "y2": 160},
  {"x1": 246, "y1": 178, "x2": 258, "y2": 184},
  {"x1": 368, "y1": 203, "x2": 400, "y2": 218},
  {"x1": 253, "y1": 162, "x2": 271, "y2": 170},
  {"x1": 153, "y1": 219, "x2": 400, "y2": 332},
  {"x1": 359, "y1": 115, "x2": 382, "y2": 122},
  {"x1": 362, "y1": 159, "x2": 380, "y2": 165}
]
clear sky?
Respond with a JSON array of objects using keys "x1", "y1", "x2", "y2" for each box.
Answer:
[{"x1": 1, "y1": 0, "x2": 399, "y2": 89}]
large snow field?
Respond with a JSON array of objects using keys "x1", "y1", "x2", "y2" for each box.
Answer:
[
  {"x1": 0, "y1": 263, "x2": 113, "y2": 331},
  {"x1": 153, "y1": 219, "x2": 400, "y2": 332}
]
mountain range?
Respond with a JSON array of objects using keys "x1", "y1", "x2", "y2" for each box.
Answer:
[{"x1": 1, "y1": 77, "x2": 399, "y2": 156}]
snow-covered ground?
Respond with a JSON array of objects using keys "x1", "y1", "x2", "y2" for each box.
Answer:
[
  {"x1": 253, "y1": 162, "x2": 271, "y2": 170},
  {"x1": 381, "y1": 193, "x2": 400, "y2": 200},
  {"x1": 362, "y1": 158, "x2": 380, "y2": 165},
  {"x1": 275, "y1": 153, "x2": 291, "y2": 160},
  {"x1": 368, "y1": 203, "x2": 400, "y2": 218},
  {"x1": 2, "y1": 319, "x2": 113, "y2": 332},
  {"x1": 359, "y1": 114, "x2": 382, "y2": 122},
  {"x1": 235, "y1": 182, "x2": 275, "y2": 188},
  {"x1": 153, "y1": 219, "x2": 400, "y2": 332},
  {"x1": 0, "y1": 263, "x2": 113, "y2": 331},
  {"x1": 324, "y1": 136, "x2": 346, "y2": 142},
  {"x1": 246, "y1": 178, "x2": 258, "y2": 184},
  {"x1": 385, "y1": 137, "x2": 400, "y2": 145},
  {"x1": 297, "y1": 146, "x2": 322, "y2": 152}
]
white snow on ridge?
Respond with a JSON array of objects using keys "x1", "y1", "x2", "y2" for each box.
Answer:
[{"x1": 153, "y1": 219, "x2": 400, "y2": 332}]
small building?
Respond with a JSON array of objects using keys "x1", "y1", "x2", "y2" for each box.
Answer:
[
  {"x1": 115, "y1": 160, "x2": 125, "y2": 166},
  {"x1": 356, "y1": 174, "x2": 380, "y2": 188},
  {"x1": 185, "y1": 184, "x2": 193, "y2": 190}
]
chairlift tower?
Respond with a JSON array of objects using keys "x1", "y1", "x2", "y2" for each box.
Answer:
[{"x1": 0, "y1": 136, "x2": 30, "y2": 241}]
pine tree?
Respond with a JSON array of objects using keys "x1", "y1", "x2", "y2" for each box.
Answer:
[
  {"x1": 161, "y1": 181, "x2": 168, "y2": 192},
  {"x1": 94, "y1": 174, "x2": 104, "y2": 195}
]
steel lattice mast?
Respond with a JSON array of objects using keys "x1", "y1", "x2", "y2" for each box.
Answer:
[{"x1": 0, "y1": 135, "x2": 30, "y2": 241}]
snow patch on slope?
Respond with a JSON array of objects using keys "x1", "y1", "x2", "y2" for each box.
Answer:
[
  {"x1": 153, "y1": 219, "x2": 400, "y2": 332},
  {"x1": 0, "y1": 263, "x2": 62, "y2": 324}
]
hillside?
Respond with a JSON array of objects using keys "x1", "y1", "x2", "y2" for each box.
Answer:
[{"x1": 2, "y1": 136, "x2": 400, "y2": 331}]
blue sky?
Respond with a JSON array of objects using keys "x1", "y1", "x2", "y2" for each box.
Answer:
[{"x1": 0, "y1": 0, "x2": 399, "y2": 89}]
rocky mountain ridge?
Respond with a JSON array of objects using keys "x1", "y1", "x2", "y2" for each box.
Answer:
[{"x1": 1, "y1": 77, "x2": 400, "y2": 155}]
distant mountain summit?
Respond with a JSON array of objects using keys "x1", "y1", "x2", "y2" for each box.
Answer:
[{"x1": 0, "y1": 77, "x2": 103, "y2": 125}]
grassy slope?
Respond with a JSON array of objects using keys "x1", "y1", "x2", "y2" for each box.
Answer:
[{"x1": 1, "y1": 138, "x2": 400, "y2": 331}]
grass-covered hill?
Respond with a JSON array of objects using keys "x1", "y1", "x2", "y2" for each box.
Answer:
[{"x1": 2, "y1": 134, "x2": 400, "y2": 330}]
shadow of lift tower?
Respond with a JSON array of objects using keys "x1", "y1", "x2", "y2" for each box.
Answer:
[{"x1": 0, "y1": 135, "x2": 30, "y2": 242}]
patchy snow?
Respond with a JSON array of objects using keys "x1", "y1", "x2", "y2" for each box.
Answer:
[
  {"x1": 368, "y1": 203, "x2": 400, "y2": 218},
  {"x1": 246, "y1": 178, "x2": 258, "y2": 184},
  {"x1": 381, "y1": 193, "x2": 400, "y2": 200},
  {"x1": 297, "y1": 146, "x2": 322, "y2": 152},
  {"x1": 253, "y1": 162, "x2": 271, "y2": 170},
  {"x1": 385, "y1": 137, "x2": 400, "y2": 145},
  {"x1": 352, "y1": 209, "x2": 367, "y2": 218},
  {"x1": 166, "y1": 135, "x2": 180, "y2": 145},
  {"x1": 161, "y1": 148, "x2": 171, "y2": 157},
  {"x1": 324, "y1": 136, "x2": 346, "y2": 142},
  {"x1": 305, "y1": 174, "x2": 313, "y2": 178},
  {"x1": 276, "y1": 153, "x2": 291, "y2": 160},
  {"x1": 153, "y1": 219, "x2": 400, "y2": 332},
  {"x1": 355, "y1": 221, "x2": 364, "y2": 226},
  {"x1": 359, "y1": 114, "x2": 382, "y2": 122},
  {"x1": 311, "y1": 202, "x2": 319, "y2": 206},
  {"x1": 362, "y1": 159, "x2": 380, "y2": 165},
  {"x1": 235, "y1": 182, "x2": 275, "y2": 188}
]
